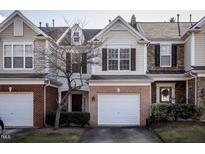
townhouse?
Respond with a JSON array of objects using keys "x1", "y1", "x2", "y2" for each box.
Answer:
[{"x1": 0, "y1": 10, "x2": 205, "y2": 127}]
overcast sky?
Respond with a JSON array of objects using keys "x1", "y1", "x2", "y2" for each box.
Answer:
[{"x1": 1, "y1": 10, "x2": 205, "y2": 28}]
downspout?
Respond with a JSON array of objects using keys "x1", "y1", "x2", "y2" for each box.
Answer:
[
  {"x1": 44, "y1": 79, "x2": 51, "y2": 127},
  {"x1": 189, "y1": 72, "x2": 198, "y2": 105}
]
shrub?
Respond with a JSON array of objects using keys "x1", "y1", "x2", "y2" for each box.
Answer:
[
  {"x1": 46, "y1": 111, "x2": 90, "y2": 127},
  {"x1": 151, "y1": 103, "x2": 205, "y2": 122},
  {"x1": 151, "y1": 103, "x2": 172, "y2": 121},
  {"x1": 192, "y1": 106, "x2": 205, "y2": 120}
]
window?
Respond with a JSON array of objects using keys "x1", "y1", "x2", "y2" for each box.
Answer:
[
  {"x1": 108, "y1": 48, "x2": 130, "y2": 71},
  {"x1": 160, "y1": 87, "x2": 172, "y2": 103},
  {"x1": 3, "y1": 43, "x2": 33, "y2": 69},
  {"x1": 73, "y1": 32, "x2": 80, "y2": 43},
  {"x1": 160, "y1": 44, "x2": 171, "y2": 67},
  {"x1": 72, "y1": 53, "x2": 81, "y2": 73}
]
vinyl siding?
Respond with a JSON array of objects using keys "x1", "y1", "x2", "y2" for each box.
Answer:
[
  {"x1": 0, "y1": 22, "x2": 45, "y2": 73},
  {"x1": 195, "y1": 24, "x2": 205, "y2": 66},
  {"x1": 93, "y1": 20, "x2": 145, "y2": 75},
  {"x1": 184, "y1": 37, "x2": 192, "y2": 71}
]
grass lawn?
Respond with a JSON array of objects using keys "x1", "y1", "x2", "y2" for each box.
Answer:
[
  {"x1": 14, "y1": 128, "x2": 84, "y2": 143},
  {"x1": 152, "y1": 122, "x2": 205, "y2": 143}
]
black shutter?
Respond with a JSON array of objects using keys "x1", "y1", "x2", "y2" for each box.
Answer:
[
  {"x1": 155, "y1": 44, "x2": 160, "y2": 67},
  {"x1": 172, "y1": 44, "x2": 177, "y2": 67},
  {"x1": 102, "y1": 48, "x2": 107, "y2": 71},
  {"x1": 82, "y1": 53, "x2": 87, "y2": 74},
  {"x1": 131, "y1": 48, "x2": 136, "y2": 71},
  {"x1": 66, "y1": 52, "x2": 71, "y2": 73}
]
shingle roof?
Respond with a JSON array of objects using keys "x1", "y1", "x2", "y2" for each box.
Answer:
[
  {"x1": 40, "y1": 27, "x2": 68, "y2": 41},
  {"x1": 90, "y1": 75, "x2": 150, "y2": 80},
  {"x1": 136, "y1": 22, "x2": 195, "y2": 41},
  {"x1": 40, "y1": 22, "x2": 195, "y2": 43}
]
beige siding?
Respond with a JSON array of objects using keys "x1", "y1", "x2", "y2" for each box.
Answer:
[
  {"x1": 0, "y1": 20, "x2": 45, "y2": 73},
  {"x1": 195, "y1": 24, "x2": 205, "y2": 66},
  {"x1": 184, "y1": 37, "x2": 191, "y2": 71},
  {"x1": 93, "y1": 21, "x2": 145, "y2": 75}
]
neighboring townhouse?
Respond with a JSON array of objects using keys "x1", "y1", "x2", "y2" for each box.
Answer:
[{"x1": 0, "y1": 10, "x2": 205, "y2": 128}]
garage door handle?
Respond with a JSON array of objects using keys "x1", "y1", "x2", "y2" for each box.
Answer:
[
  {"x1": 117, "y1": 112, "x2": 120, "y2": 114},
  {"x1": 10, "y1": 113, "x2": 14, "y2": 115}
]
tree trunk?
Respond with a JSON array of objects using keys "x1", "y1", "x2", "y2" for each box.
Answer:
[
  {"x1": 54, "y1": 106, "x2": 62, "y2": 129},
  {"x1": 54, "y1": 90, "x2": 71, "y2": 130}
]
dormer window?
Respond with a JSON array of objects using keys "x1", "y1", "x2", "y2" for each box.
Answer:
[{"x1": 73, "y1": 32, "x2": 80, "y2": 43}]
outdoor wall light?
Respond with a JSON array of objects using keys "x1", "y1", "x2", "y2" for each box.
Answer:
[
  {"x1": 92, "y1": 96, "x2": 95, "y2": 102},
  {"x1": 9, "y1": 87, "x2": 12, "y2": 92}
]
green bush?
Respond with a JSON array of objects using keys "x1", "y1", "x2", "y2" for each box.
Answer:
[
  {"x1": 151, "y1": 103, "x2": 205, "y2": 122},
  {"x1": 46, "y1": 111, "x2": 90, "y2": 127},
  {"x1": 192, "y1": 106, "x2": 205, "y2": 120},
  {"x1": 151, "y1": 103, "x2": 172, "y2": 121}
]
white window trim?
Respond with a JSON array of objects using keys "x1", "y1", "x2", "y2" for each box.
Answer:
[
  {"x1": 107, "y1": 47, "x2": 131, "y2": 71},
  {"x1": 160, "y1": 44, "x2": 172, "y2": 67},
  {"x1": 3, "y1": 42, "x2": 34, "y2": 70},
  {"x1": 156, "y1": 83, "x2": 176, "y2": 104}
]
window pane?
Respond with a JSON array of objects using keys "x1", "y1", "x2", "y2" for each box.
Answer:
[
  {"x1": 120, "y1": 48, "x2": 129, "y2": 59},
  {"x1": 13, "y1": 45, "x2": 23, "y2": 57},
  {"x1": 108, "y1": 60, "x2": 118, "y2": 70},
  {"x1": 4, "y1": 45, "x2": 12, "y2": 57},
  {"x1": 161, "y1": 56, "x2": 171, "y2": 66},
  {"x1": 4, "y1": 57, "x2": 11, "y2": 68},
  {"x1": 72, "y1": 63, "x2": 81, "y2": 73},
  {"x1": 25, "y1": 45, "x2": 33, "y2": 57},
  {"x1": 74, "y1": 38, "x2": 79, "y2": 42},
  {"x1": 25, "y1": 57, "x2": 33, "y2": 68},
  {"x1": 108, "y1": 49, "x2": 118, "y2": 59},
  {"x1": 160, "y1": 87, "x2": 171, "y2": 102},
  {"x1": 13, "y1": 57, "x2": 23, "y2": 68},
  {"x1": 74, "y1": 32, "x2": 79, "y2": 37},
  {"x1": 120, "y1": 60, "x2": 129, "y2": 70},
  {"x1": 160, "y1": 45, "x2": 171, "y2": 55}
]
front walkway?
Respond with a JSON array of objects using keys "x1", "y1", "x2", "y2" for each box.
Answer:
[{"x1": 80, "y1": 127, "x2": 161, "y2": 143}]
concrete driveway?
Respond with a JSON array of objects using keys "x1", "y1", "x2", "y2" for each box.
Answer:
[{"x1": 80, "y1": 127, "x2": 161, "y2": 143}]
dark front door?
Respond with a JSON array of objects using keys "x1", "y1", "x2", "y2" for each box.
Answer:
[{"x1": 72, "y1": 94, "x2": 82, "y2": 111}]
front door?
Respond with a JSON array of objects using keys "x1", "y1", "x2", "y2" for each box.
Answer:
[{"x1": 72, "y1": 94, "x2": 82, "y2": 111}]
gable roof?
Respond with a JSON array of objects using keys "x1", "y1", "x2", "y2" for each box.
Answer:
[
  {"x1": 41, "y1": 27, "x2": 101, "y2": 46},
  {"x1": 0, "y1": 10, "x2": 48, "y2": 38},
  {"x1": 137, "y1": 22, "x2": 193, "y2": 41},
  {"x1": 190, "y1": 16, "x2": 205, "y2": 29},
  {"x1": 90, "y1": 16, "x2": 149, "y2": 42}
]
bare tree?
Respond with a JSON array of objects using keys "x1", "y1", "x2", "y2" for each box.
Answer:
[
  {"x1": 37, "y1": 21, "x2": 102, "y2": 129},
  {"x1": 169, "y1": 17, "x2": 176, "y2": 23}
]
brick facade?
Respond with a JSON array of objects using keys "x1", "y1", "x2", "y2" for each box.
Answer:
[
  {"x1": 147, "y1": 44, "x2": 184, "y2": 73},
  {"x1": 46, "y1": 86, "x2": 58, "y2": 112},
  {"x1": 151, "y1": 81, "x2": 186, "y2": 103},
  {"x1": 0, "y1": 84, "x2": 58, "y2": 128},
  {"x1": 197, "y1": 77, "x2": 205, "y2": 119},
  {"x1": 0, "y1": 85, "x2": 44, "y2": 127},
  {"x1": 188, "y1": 78, "x2": 195, "y2": 104},
  {"x1": 89, "y1": 86, "x2": 151, "y2": 127}
]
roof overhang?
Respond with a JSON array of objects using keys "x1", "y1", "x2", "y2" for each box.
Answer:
[
  {"x1": 0, "y1": 10, "x2": 49, "y2": 38},
  {"x1": 90, "y1": 16, "x2": 149, "y2": 43}
]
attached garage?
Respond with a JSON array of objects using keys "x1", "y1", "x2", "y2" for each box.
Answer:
[
  {"x1": 0, "y1": 93, "x2": 33, "y2": 127},
  {"x1": 98, "y1": 94, "x2": 140, "y2": 126}
]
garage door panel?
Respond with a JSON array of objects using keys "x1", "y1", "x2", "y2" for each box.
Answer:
[
  {"x1": 0, "y1": 93, "x2": 33, "y2": 127},
  {"x1": 98, "y1": 94, "x2": 140, "y2": 126}
]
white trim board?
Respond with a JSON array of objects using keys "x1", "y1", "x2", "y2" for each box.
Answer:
[
  {"x1": 90, "y1": 16, "x2": 149, "y2": 42},
  {"x1": 0, "y1": 10, "x2": 48, "y2": 38}
]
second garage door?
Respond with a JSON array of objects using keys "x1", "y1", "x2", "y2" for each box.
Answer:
[
  {"x1": 0, "y1": 93, "x2": 33, "y2": 127},
  {"x1": 98, "y1": 94, "x2": 140, "y2": 126}
]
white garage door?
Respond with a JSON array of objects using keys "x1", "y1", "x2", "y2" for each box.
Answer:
[
  {"x1": 0, "y1": 93, "x2": 33, "y2": 127},
  {"x1": 98, "y1": 94, "x2": 140, "y2": 126}
]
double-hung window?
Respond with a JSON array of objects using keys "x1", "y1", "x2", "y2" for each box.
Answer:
[
  {"x1": 108, "y1": 48, "x2": 130, "y2": 71},
  {"x1": 3, "y1": 43, "x2": 33, "y2": 69},
  {"x1": 73, "y1": 32, "x2": 80, "y2": 43},
  {"x1": 160, "y1": 44, "x2": 171, "y2": 67}
]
